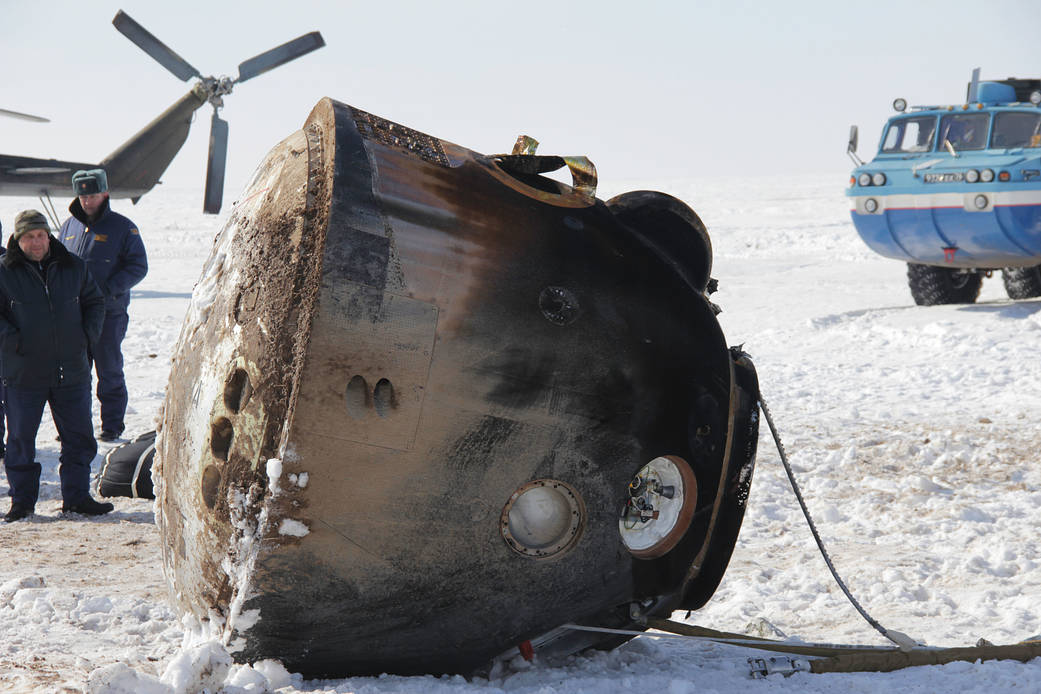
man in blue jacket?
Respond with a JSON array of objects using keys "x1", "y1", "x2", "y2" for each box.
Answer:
[
  {"x1": 1, "y1": 210, "x2": 109, "y2": 522},
  {"x1": 60, "y1": 169, "x2": 148, "y2": 442}
]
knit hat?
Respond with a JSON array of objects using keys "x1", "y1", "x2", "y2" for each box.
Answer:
[
  {"x1": 72, "y1": 168, "x2": 108, "y2": 195},
  {"x1": 13, "y1": 209, "x2": 50, "y2": 240}
]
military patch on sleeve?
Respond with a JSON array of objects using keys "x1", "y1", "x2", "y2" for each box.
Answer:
[
  {"x1": 94, "y1": 234, "x2": 108, "y2": 242},
  {"x1": 130, "y1": 228, "x2": 139, "y2": 235}
]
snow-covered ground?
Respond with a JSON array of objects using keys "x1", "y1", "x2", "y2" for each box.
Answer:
[{"x1": 2, "y1": 172, "x2": 1041, "y2": 693}]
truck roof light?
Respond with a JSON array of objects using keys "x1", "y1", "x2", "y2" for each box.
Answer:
[
  {"x1": 1031, "y1": 90, "x2": 1041, "y2": 105},
  {"x1": 893, "y1": 98, "x2": 907, "y2": 112}
]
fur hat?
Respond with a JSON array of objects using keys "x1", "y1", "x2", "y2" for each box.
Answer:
[
  {"x1": 72, "y1": 168, "x2": 109, "y2": 196},
  {"x1": 13, "y1": 209, "x2": 50, "y2": 240}
]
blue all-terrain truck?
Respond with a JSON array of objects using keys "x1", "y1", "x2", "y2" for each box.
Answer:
[{"x1": 846, "y1": 70, "x2": 1041, "y2": 305}]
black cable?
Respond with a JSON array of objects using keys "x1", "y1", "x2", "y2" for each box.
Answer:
[{"x1": 758, "y1": 395, "x2": 916, "y2": 650}]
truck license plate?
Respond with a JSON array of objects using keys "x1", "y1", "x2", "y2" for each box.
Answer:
[{"x1": 924, "y1": 172, "x2": 963, "y2": 183}]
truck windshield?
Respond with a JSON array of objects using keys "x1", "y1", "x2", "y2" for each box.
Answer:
[
  {"x1": 881, "y1": 116, "x2": 936, "y2": 153},
  {"x1": 990, "y1": 112, "x2": 1041, "y2": 149},
  {"x1": 937, "y1": 113, "x2": 988, "y2": 151}
]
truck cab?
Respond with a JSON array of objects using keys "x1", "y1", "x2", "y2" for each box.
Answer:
[{"x1": 846, "y1": 72, "x2": 1041, "y2": 305}]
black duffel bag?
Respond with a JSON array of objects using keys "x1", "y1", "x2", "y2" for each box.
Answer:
[{"x1": 98, "y1": 430, "x2": 157, "y2": 499}]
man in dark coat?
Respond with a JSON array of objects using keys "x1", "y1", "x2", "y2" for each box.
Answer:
[
  {"x1": 0, "y1": 218, "x2": 5, "y2": 459},
  {"x1": 60, "y1": 169, "x2": 147, "y2": 442},
  {"x1": 1, "y1": 210, "x2": 109, "y2": 522}
]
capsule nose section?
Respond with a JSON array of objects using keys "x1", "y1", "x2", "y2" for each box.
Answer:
[{"x1": 155, "y1": 122, "x2": 326, "y2": 634}]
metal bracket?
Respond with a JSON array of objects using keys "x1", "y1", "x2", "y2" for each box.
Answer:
[{"x1": 748, "y1": 656, "x2": 813, "y2": 678}]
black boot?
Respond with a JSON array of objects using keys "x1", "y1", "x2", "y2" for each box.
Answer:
[
  {"x1": 4, "y1": 503, "x2": 34, "y2": 522},
  {"x1": 98, "y1": 428, "x2": 124, "y2": 443},
  {"x1": 62, "y1": 497, "x2": 114, "y2": 516}
]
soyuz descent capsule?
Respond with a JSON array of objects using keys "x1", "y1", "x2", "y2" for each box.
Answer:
[{"x1": 155, "y1": 98, "x2": 760, "y2": 678}]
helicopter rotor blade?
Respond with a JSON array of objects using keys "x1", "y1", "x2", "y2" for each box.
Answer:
[
  {"x1": 0, "y1": 108, "x2": 49, "y2": 123},
  {"x1": 204, "y1": 110, "x2": 229, "y2": 214},
  {"x1": 236, "y1": 31, "x2": 325, "y2": 83},
  {"x1": 112, "y1": 10, "x2": 202, "y2": 82}
]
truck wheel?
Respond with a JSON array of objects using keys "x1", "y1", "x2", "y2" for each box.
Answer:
[
  {"x1": 1001, "y1": 266, "x2": 1041, "y2": 300},
  {"x1": 906, "y1": 263, "x2": 982, "y2": 305}
]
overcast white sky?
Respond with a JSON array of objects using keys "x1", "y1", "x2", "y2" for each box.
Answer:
[{"x1": 1, "y1": 0, "x2": 1036, "y2": 209}]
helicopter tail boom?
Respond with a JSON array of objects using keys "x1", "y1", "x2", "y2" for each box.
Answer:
[{"x1": 100, "y1": 86, "x2": 208, "y2": 200}]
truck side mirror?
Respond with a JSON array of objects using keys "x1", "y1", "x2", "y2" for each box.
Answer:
[{"x1": 847, "y1": 125, "x2": 863, "y2": 166}]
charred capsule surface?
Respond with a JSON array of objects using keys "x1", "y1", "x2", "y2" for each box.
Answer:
[{"x1": 155, "y1": 98, "x2": 758, "y2": 677}]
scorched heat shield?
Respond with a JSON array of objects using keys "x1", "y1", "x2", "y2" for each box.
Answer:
[{"x1": 154, "y1": 97, "x2": 760, "y2": 677}]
